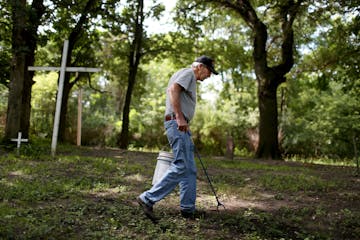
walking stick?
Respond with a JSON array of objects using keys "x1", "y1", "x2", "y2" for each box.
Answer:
[{"x1": 194, "y1": 147, "x2": 225, "y2": 211}]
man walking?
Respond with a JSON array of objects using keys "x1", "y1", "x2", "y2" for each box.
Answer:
[{"x1": 137, "y1": 56, "x2": 219, "y2": 222}]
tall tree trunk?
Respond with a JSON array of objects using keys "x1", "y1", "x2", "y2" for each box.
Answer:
[
  {"x1": 4, "y1": 0, "x2": 45, "y2": 142},
  {"x1": 118, "y1": 0, "x2": 144, "y2": 149},
  {"x1": 256, "y1": 77, "x2": 281, "y2": 159},
  {"x1": 21, "y1": 61, "x2": 33, "y2": 140},
  {"x1": 252, "y1": 20, "x2": 283, "y2": 159},
  {"x1": 57, "y1": 0, "x2": 97, "y2": 142},
  {"x1": 58, "y1": 73, "x2": 73, "y2": 142},
  {"x1": 118, "y1": 66, "x2": 137, "y2": 149},
  {"x1": 21, "y1": 0, "x2": 46, "y2": 139},
  {"x1": 5, "y1": 59, "x2": 25, "y2": 142},
  {"x1": 206, "y1": 0, "x2": 301, "y2": 159},
  {"x1": 4, "y1": 0, "x2": 27, "y2": 142}
]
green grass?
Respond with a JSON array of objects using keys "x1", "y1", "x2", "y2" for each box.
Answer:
[
  {"x1": 258, "y1": 173, "x2": 336, "y2": 192},
  {"x1": 0, "y1": 147, "x2": 359, "y2": 239},
  {"x1": 212, "y1": 159, "x2": 305, "y2": 172},
  {"x1": 285, "y1": 155, "x2": 358, "y2": 167},
  {"x1": 196, "y1": 157, "x2": 337, "y2": 196}
]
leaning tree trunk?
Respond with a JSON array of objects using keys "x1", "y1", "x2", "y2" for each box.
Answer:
[
  {"x1": 118, "y1": 0, "x2": 144, "y2": 149},
  {"x1": 118, "y1": 67, "x2": 137, "y2": 149},
  {"x1": 58, "y1": 73, "x2": 74, "y2": 142},
  {"x1": 57, "y1": 0, "x2": 97, "y2": 142}
]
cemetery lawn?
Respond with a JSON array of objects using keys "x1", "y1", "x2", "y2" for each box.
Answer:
[{"x1": 0, "y1": 147, "x2": 359, "y2": 239}]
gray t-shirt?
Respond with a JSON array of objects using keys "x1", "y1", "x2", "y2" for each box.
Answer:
[{"x1": 165, "y1": 68, "x2": 197, "y2": 121}]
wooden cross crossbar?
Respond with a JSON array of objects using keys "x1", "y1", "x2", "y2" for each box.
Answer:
[{"x1": 28, "y1": 66, "x2": 100, "y2": 72}]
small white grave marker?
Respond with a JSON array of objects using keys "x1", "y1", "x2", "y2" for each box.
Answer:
[{"x1": 11, "y1": 132, "x2": 28, "y2": 154}]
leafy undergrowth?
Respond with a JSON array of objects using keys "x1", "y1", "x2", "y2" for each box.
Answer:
[{"x1": 0, "y1": 147, "x2": 359, "y2": 239}]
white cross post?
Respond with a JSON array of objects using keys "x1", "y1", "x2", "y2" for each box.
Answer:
[
  {"x1": 77, "y1": 88, "x2": 83, "y2": 146},
  {"x1": 11, "y1": 132, "x2": 28, "y2": 155},
  {"x1": 28, "y1": 40, "x2": 101, "y2": 157}
]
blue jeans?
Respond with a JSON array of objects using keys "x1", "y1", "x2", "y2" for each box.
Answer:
[{"x1": 139, "y1": 120, "x2": 197, "y2": 213}]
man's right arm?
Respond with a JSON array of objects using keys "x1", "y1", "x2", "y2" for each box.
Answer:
[{"x1": 167, "y1": 83, "x2": 189, "y2": 132}]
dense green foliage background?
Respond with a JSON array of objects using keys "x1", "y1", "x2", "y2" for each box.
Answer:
[{"x1": 0, "y1": 0, "x2": 359, "y2": 160}]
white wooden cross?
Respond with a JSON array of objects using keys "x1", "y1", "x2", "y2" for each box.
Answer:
[
  {"x1": 11, "y1": 132, "x2": 28, "y2": 154},
  {"x1": 28, "y1": 40, "x2": 101, "y2": 156}
]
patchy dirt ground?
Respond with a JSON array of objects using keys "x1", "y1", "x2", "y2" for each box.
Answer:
[
  {"x1": 70, "y1": 147, "x2": 360, "y2": 216},
  {"x1": 2, "y1": 146, "x2": 358, "y2": 239},
  {"x1": 113, "y1": 149, "x2": 359, "y2": 239}
]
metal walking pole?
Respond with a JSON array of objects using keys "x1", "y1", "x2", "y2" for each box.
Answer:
[{"x1": 194, "y1": 147, "x2": 225, "y2": 210}]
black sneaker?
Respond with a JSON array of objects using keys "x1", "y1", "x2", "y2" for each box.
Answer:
[
  {"x1": 181, "y1": 209, "x2": 206, "y2": 219},
  {"x1": 136, "y1": 196, "x2": 158, "y2": 223}
]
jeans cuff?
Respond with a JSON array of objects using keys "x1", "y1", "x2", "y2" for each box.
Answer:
[{"x1": 140, "y1": 194, "x2": 154, "y2": 207}]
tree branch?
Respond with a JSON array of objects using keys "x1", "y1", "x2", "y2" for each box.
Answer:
[
  {"x1": 205, "y1": 0, "x2": 258, "y2": 29},
  {"x1": 274, "y1": 0, "x2": 303, "y2": 78},
  {"x1": 86, "y1": 73, "x2": 109, "y2": 94},
  {"x1": 205, "y1": 0, "x2": 268, "y2": 75}
]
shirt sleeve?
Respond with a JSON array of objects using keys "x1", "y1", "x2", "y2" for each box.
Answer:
[{"x1": 174, "y1": 69, "x2": 193, "y2": 91}]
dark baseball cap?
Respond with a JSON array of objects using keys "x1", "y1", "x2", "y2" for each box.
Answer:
[{"x1": 195, "y1": 55, "x2": 219, "y2": 75}]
